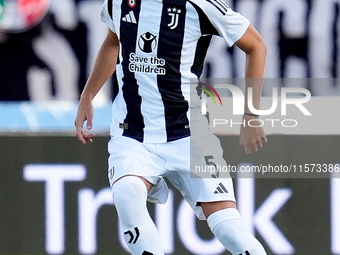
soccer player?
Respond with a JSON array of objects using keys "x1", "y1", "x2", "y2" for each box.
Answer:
[{"x1": 75, "y1": 0, "x2": 267, "y2": 254}]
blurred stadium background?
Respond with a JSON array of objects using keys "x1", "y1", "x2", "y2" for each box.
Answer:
[{"x1": 0, "y1": 0, "x2": 340, "y2": 254}]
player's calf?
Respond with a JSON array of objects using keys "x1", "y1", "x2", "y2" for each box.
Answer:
[
  {"x1": 207, "y1": 208, "x2": 267, "y2": 255},
  {"x1": 112, "y1": 176, "x2": 164, "y2": 255}
]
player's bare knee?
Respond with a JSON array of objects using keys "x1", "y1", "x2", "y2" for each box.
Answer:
[{"x1": 201, "y1": 200, "x2": 237, "y2": 218}]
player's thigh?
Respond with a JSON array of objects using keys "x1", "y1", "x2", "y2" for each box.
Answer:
[
  {"x1": 163, "y1": 135, "x2": 236, "y2": 220},
  {"x1": 108, "y1": 136, "x2": 166, "y2": 187}
]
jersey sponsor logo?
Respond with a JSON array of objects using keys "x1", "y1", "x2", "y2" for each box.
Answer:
[
  {"x1": 214, "y1": 182, "x2": 228, "y2": 194},
  {"x1": 138, "y1": 32, "x2": 157, "y2": 53},
  {"x1": 129, "y1": 32, "x2": 166, "y2": 75},
  {"x1": 167, "y1": 7, "x2": 182, "y2": 29},
  {"x1": 128, "y1": 52, "x2": 166, "y2": 75},
  {"x1": 122, "y1": 10, "x2": 137, "y2": 24}
]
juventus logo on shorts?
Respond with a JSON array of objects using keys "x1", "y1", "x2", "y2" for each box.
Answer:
[
  {"x1": 167, "y1": 7, "x2": 182, "y2": 29},
  {"x1": 109, "y1": 167, "x2": 114, "y2": 179}
]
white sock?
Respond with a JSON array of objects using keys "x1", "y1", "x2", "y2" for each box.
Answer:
[
  {"x1": 112, "y1": 176, "x2": 164, "y2": 255},
  {"x1": 207, "y1": 208, "x2": 267, "y2": 255}
]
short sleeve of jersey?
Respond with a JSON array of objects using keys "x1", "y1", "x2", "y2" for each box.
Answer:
[
  {"x1": 100, "y1": 0, "x2": 116, "y2": 33},
  {"x1": 191, "y1": 0, "x2": 250, "y2": 47}
]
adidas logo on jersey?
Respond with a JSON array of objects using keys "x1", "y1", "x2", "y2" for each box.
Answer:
[
  {"x1": 214, "y1": 182, "x2": 228, "y2": 194},
  {"x1": 122, "y1": 10, "x2": 137, "y2": 24}
]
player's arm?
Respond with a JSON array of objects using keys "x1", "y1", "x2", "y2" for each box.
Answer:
[
  {"x1": 235, "y1": 25, "x2": 267, "y2": 154},
  {"x1": 75, "y1": 29, "x2": 119, "y2": 144}
]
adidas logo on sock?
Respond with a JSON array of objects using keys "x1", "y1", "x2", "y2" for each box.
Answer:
[
  {"x1": 214, "y1": 182, "x2": 228, "y2": 194},
  {"x1": 122, "y1": 10, "x2": 137, "y2": 24}
]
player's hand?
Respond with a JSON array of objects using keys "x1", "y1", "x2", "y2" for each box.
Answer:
[
  {"x1": 74, "y1": 97, "x2": 95, "y2": 144},
  {"x1": 239, "y1": 115, "x2": 267, "y2": 155}
]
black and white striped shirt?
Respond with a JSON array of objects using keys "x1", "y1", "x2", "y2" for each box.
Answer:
[{"x1": 101, "y1": 0, "x2": 249, "y2": 143}]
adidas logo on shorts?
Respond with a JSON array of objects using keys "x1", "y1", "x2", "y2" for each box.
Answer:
[{"x1": 214, "y1": 182, "x2": 228, "y2": 194}]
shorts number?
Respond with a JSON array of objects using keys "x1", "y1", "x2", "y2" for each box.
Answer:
[{"x1": 205, "y1": 155, "x2": 219, "y2": 178}]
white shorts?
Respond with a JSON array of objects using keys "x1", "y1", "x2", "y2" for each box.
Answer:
[{"x1": 108, "y1": 132, "x2": 236, "y2": 220}]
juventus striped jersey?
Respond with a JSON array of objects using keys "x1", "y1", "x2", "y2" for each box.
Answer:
[{"x1": 100, "y1": 0, "x2": 249, "y2": 143}]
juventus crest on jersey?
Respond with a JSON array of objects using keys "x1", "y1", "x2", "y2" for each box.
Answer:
[{"x1": 101, "y1": 0, "x2": 249, "y2": 143}]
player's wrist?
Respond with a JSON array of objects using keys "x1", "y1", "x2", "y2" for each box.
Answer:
[
  {"x1": 243, "y1": 112, "x2": 259, "y2": 117},
  {"x1": 80, "y1": 93, "x2": 94, "y2": 102}
]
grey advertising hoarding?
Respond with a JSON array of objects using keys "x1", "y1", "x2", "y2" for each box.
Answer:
[{"x1": 0, "y1": 135, "x2": 339, "y2": 255}]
